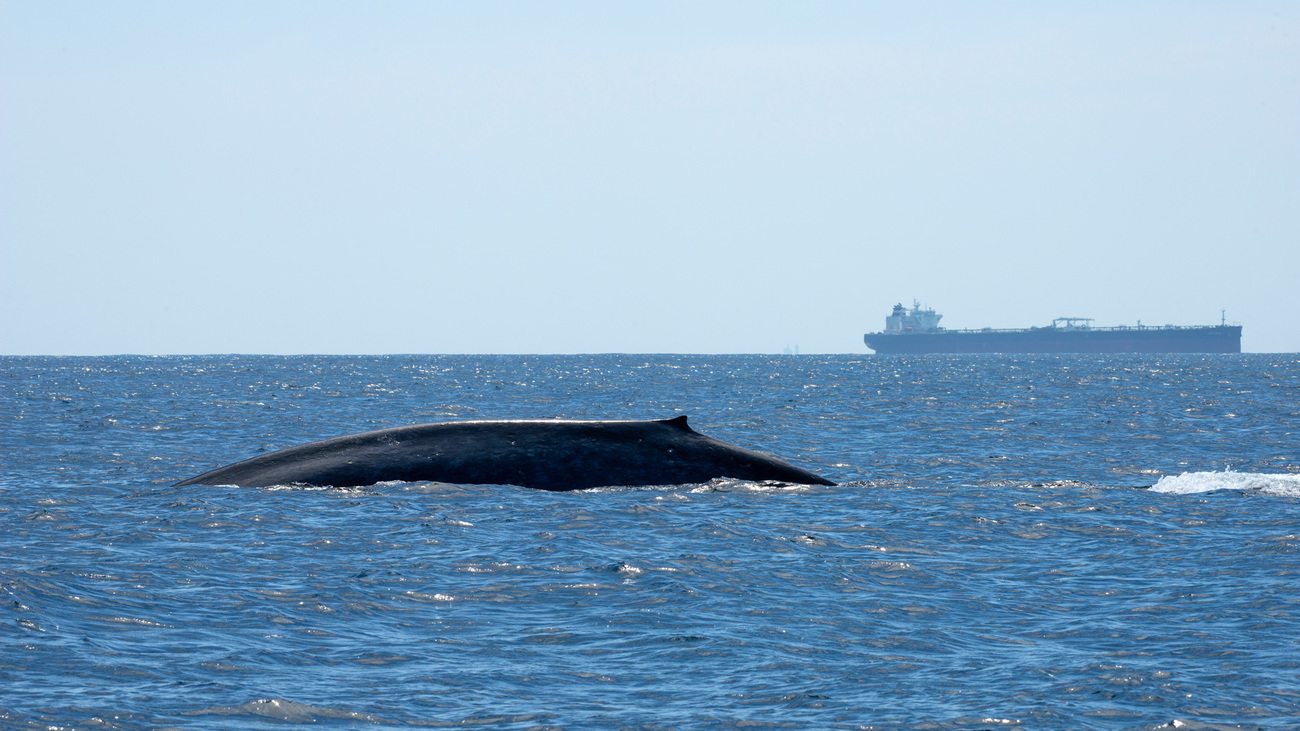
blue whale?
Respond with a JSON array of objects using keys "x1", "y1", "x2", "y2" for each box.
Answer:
[{"x1": 173, "y1": 416, "x2": 834, "y2": 491}]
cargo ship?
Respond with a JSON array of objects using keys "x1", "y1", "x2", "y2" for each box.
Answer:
[{"x1": 863, "y1": 301, "x2": 1242, "y2": 354}]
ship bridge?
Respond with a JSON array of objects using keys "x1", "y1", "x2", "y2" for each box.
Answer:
[{"x1": 885, "y1": 300, "x2": 942, "y2": 333}]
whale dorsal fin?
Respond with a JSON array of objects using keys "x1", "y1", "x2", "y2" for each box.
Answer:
[{"x1": 662, "y1": 415, "x2": 692, "y2": 431}]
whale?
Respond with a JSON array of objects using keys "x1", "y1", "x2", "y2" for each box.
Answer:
[{"x1": 173, "y1": 415, "x2": 835, "y2": 491}]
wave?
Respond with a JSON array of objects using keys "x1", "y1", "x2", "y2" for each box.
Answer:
[{"x1": 1150, "y1": 470, "x2": 1300, "y2": 497}]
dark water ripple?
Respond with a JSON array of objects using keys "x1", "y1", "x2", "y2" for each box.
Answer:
[{"x1": 2, "y1": 354, "x2": 1299, "y2": 730}]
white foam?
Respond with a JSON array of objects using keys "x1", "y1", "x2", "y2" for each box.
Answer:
[{"x1": 1150, "y1": 470, "x2": 1300, "y2": 497}]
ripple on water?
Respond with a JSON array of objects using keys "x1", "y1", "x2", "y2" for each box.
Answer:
[{"x1": 2, "y1": 355, "x2": 1299, "y2": 730}]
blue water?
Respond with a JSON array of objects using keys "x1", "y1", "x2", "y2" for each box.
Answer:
[{"x1": 3, "y1": 354, "x2": 1298, "y2": 730}]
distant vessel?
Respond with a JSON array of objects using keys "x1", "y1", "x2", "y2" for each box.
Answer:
[{"x1": 863, "y1": 301, "x2": 1242, "y2": 354}]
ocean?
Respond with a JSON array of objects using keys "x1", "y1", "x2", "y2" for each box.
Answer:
[{"x1": 2, "y1": 354, "x2": 1298, "y2": 730}]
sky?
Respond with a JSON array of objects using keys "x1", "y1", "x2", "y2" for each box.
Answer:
[{"x1": 2, "y1": 1, "x2": 1297, "y2": 354}]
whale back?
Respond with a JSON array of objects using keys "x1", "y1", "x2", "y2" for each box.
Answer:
[{"x1": 173, "y1": 416, "x2": 834, "y2": 490}]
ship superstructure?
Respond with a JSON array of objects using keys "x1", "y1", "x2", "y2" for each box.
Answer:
[{"x1": 883, "y1": 301, "x2": 943, "y2": 333}]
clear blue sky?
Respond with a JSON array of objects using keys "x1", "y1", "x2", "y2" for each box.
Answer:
[{"x1": 3, "y1": 2, "x2": 1296, "y2": 353}]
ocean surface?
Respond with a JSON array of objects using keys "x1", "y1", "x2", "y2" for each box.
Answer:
[{"x1": 3, "y1": 354, "x2": 1299, "y2": 731}]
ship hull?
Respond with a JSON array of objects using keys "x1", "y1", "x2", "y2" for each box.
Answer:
[{"x1": 863, "y1": 326, "x2": 1242, "y2": 354}]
